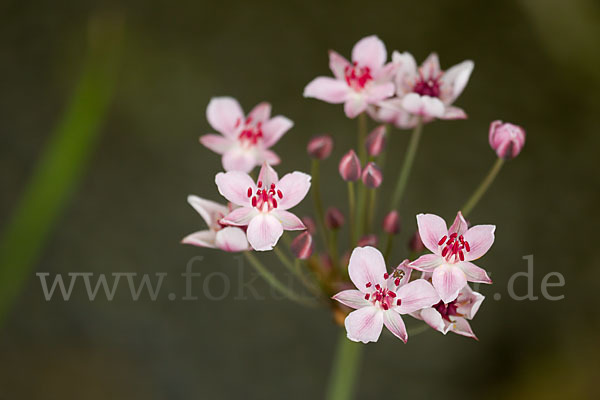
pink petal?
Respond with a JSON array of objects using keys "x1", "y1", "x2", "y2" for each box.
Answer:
[
  {"x1": 246, "y1": 213, "x2": 284, "y2": 251},
  {"x1": 222, "y1": 148, "x2": 257, "y2": 173},
  {"x1": 187, "y1": 195, "x2": 228, "y2": 227},
  {"x1": 402, "y1": 93, "x2": 445, "y2": 118},
  {"x1": 409, "y1": 254, "x2": 443, "y2": 272},
  {"x1": 261, "y1": 149, "x2": 281, "y2": 165},
  {"x1": 458, "y1": 261, "x2": 492, "y2": 284},
  {"x1": 215, "y1": 227, "x2": 249, "y2": 252},
  {"x1": 329, "y1": 50, "x2": 351, "y2": 80},
  {"x1": 419, "y1": 52, "x2": 441, "y2": 81},
  {"x1": 395, "y1": 279, "x2": 440, "y2": 314},
  {"x1": 181, "y1": 230, "x2": 216, "y2": 248},
  {"x1": 351, "y1": 35, "x2": 387, "y2": 71},
  {"x1": 271, "y1": 210, "x2": 306, "y2": 230},
  {"x1": 432, "y1": 264, "x2": 467, "y2": 304},
  {"x1": 463, "y1": 224, "x2": 495, "y2": 261},
  {"x1": 416, "y1": 213, "x2": 448, "y2": 254},
  {"x1": 348, "y1": 246, "x2": 387, "y2": 292},
  {"x1": 449, "y1": 317, "x2": 478, "y2": 339},
  {"x1": 248, "y1": 102, "x2": 271, "y2": 123},
  {"x1": 199, "y1": 134, "x2": 232, "y2": 154},
  {"x1": 206, "y1": 97, "x2": 244, "y2": 138},
  {"x1": 391, "y1": 51, "x2": 418, "y2": 96},
  {"x1": 276, "y1": 172, "x2": 311, "y2": 210},
  {"x1": 332, "y1": 289, "x2": 371, "y2": 309},
  {"x1": 383, "y1": 311, "x2": 408, "y2": 343},
  {"x1": 344, "y1": 306, "x2": 383, "y2": 344},
  {"x1": 420, "y1": 307, "x2": 446, "y2": 333},
  {"x1": 215, "y1": 171, "x2": 256, "y2": 206},
  {"x1": 440, "y1": 106, "x2": 467, "y2": 120},
  {"x1": 456, "y1": 285, "x2": 485, "y2": 319},
  {"x1": 448, "y1": 211, "x2": 468, "y2": 236},
  {"x1": 344, "y1": 96, "x2": 368, "y2": 118},
  {"x1": 303, "y1": 77, "x2": 350, "y2": 103},
  {"x1": 262, "y1": 116, "x2": 293, "y2": 148},
  {"x1": 257, "y1": 162, "x2": 279, "y2": 188},
  {"x1": 366, "y1": 82, "x2": 395, "y2": 103},
  {"x1": 221, "y1": 207, "x2": 257, "y2": 226},
  {"x1": 440, "y1": 60, "x2": 473, "y2": 104}
]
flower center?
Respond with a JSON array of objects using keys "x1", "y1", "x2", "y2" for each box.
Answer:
[
  {"x1": 247, "y1": 180, "x2": 283, "y2": 212},
  {"x1": 235, "y1": 116, "x2": 263, "y2": 147},
  {"x1": 413, "y1": 75, "x2": 441, "y2": 97},
  {"x1": 363, "y1": 272, "x2": 402, "y2": 310},
  {"x1": 433, "y1": 299, "x2": 459, "y2": 321},
  {"x1": 438, "y1": 233, "x2": 471, "y2": 262},
  {"x1": 344, "y1": 62, "x2": 373, "y2": 90}
]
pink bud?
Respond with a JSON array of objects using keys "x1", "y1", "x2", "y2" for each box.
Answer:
[
  {"x1": 361, "y1": 162, "x2": 382, "y2": 188},
  {"x1": 357, "y1": 234, "x2": 378, "y2": 247},
  {"x1": 307, "y1": 134, "x2": 334, "y2": 160},
  {"x1": 290, "y1": 232, "x2": 314, "y2": 260},
  {"x1": 382, "y1": 210, "x2": 400, "y2": 235},
  {"x1": 365, "y1": 125, "x2": 386, "y2": 157},
  {"x1": 301, "y1": 216, "x2": 317, "y2": 235},
  {"x1": 325, "y1": 207, "x2": 345, "y2": 229},
  {"x1": 409, "y1": 231, "x2": 425, "y2": 253},
  {"x1": 338, "y1": 150, "x2": 361, "y2": 182},
  {"x1": 489, "y1": 120, "x2": 526, "y2": 159}
]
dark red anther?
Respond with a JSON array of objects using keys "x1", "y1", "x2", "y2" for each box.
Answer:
[
  {"x1": 442, "y1": 246, "x2": 449, "y2": 257},
  {"x1": 465, "y1": 241, "x2": 470, "y2": 252},
  {"x1": 257, "y1": 181, "x2": 263, "y2": 188},
  {"x1": 459, "y1": 235, "x2": 465, "y2": 244},
  {"x1": 251, "y1": 197, "x2": 257, "y2": 207},
  {"x1": 459, "y1": 250, "x2": 464, "y2": 261},
  {"x1": 388, "y1": 291, "x2": 396, "y2": 298},
  {"x1": 272, "y1": 198, "x2": 278, "y2": 208},
  {"x1": 270, "y1": 183, "x2": 275, "y2": 189},
  {"x1": 364, "y1": 293, "x2": 370, "y2": 300},
  {"x1": 383, "y1": 273, "x2": 389, "y2": 279},
  {"x1": 375, "y1": 284, "x2": 381, "y2": 290},
  {"x1": 247, "y1": 187, "x2": 252, "y2": 197},
  {"x1": 396, "y1": 299, "x2": 402, "y2": 306},
  {"x1": 450, "y1": 233, "x2": 458, "y2": 240},
  {"x1": 277, "y1": 190, "x2": 283, "y2": 199},
  {"x1": 438, "y1": 235, "x2": 447, "y2": 246},
  {"x1": 382, "y1": 304, "x2": 389, "y2": 310},
  {"x1": 366, "y1": 282, "x2": 372, "y2": 288},
  {"x1": 452, "y1": 241, "x2": 459, "y2": 253},
  {"x1": 394, "y1": 278, "x2": 400, "y2": 286}
]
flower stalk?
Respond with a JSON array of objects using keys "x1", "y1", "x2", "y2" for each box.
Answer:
[
  {"x1": 326, "y1": 330, "x2": 363, "y2": 400},
  {"x1": 390, "y1": 117, "x2": 423, "y2": 210},
  {"x1": 462, "y1": 157, "x2": 504, "y2": 217}
]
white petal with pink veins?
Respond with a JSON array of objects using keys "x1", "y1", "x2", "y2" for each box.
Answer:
[
  {"x1": 332, "y1": 289, "x2": 371, "y2": 309},
  {"x1": 246, "y1": 213, "x2": 284, "y2": 251},
  {"x1": 215, "y1": 227, "x2": 249, "y2": 252},
  {"x1": 448, "y1": 211, "x2": 469, "y2": 236},
  {"x1": 222, "y1": 148, "x2": 257, "y2": 173},
  {"x1": 206, "y1": 97, "x2": 244, "y2": 138},
  {"x1": 383, "y1": 311, "x2": 408, "y2": 343},
  {"x1": 409, "y1": 254, "x2": 444, "y2": 272},
  {"x1": 215, "y1": 171, "x2": 256, "y2": 207},
  {"x1": 463, "y1": 224, "x2": 495, "y2": 261},
  {"x1": 303, "y1": 77, "x2": 350, "y2": 103},
  {"x1": 420, "y1": 307, "x2": 447, "y2": 333},
  {"x1": 262, "y1": 116, "x2": 293, "y2": 148},
  {"x1": 348, "y1": 246, "x2": 387, "y2": 292},
  {"x1": 261, "y1": 149, "x2": 281, "y2": 166},
  {"x1": 345, "y1": 306, "x2": 384, "y2": 343},
  {"x1": 416, "y1": 213, "x2": 448, "y2": 254},
  {"x1": 257, "y1": 163, "x2": 279, "y2": 188},
  {"x1": 459, "y1": 261, "x2": 492, "y2": 284},
  {"x1": 344, "y1": 96, "x2": 368, "y2": 118},
  {"x1": 392, "y1": 51, "x2": 418, "y2": 96},
  {"x1": 351, "y1": 35, "x2": 387, "y2": 71},
  {"x1": 395, "y1": 279, "x2": 440, "y2": 314},
  {"x1": 432, "y1": 264, "x2": 467, "y2": 304},
  {"x1": 271, "y1": 210, "x2": 305, "y2": 230},
  {"x1": 441, "y1": 60, "x2": 473, "y2": 103},
  {"x1": 276, "y1": 172, "x2": 311, "y2": 210},
  {"x1": 221, "y1": 207, "x2": 257, "y2": 226},
  {"x1": 366, "y1": 82, "x2": 395, "y2": 103},
  {"x1": 440, "y1": 106, "x2": 467, "y2": 120},
  {"x1": 402, "y1": 93, "x2": 445, "y2": 118},
  {"x1": 456, "y1": 286, "x2": 485, "y2": 319},
  {"x1": 329, "y1": 50, "x2": 351, "y2": 80},
  {"x1": 187, "y1": 195, "x2": 229, "y2": 227},
  {"x1": 449, "y1": 317, "x2": 477, "y2": 339},
  {"x1": 419, "y1": 53, "x2": 441, "y2": 81},
  {"x1": 248, "y1": 102, "x2": 271, "y2": 123},
  {"x1": 199, "y1": 134, "x2": 232, "y2": 154},
  {"x1": 181, "y1": 230, "x2": 216, "y2": 248}
]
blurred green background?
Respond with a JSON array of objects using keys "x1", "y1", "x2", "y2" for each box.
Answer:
[{"x1": 1, "y1": 0, "x2": 599, "y2": 398}]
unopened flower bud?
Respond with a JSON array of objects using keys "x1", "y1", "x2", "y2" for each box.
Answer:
[
  {"x1": 357, "y1": 234, "x2": 378, "y2": 247},
  {"x1": 489, "y1": 120, "x2": 526, "y2": 159},
  {"x1": 325, "y1": 207, "x2": 345, "y2": 229},
  {"x1": 382, "y1": 210, "x2": 400, "y2": 235},
  {"x1": 290, "y1": 232, "x2": 314, "y2": 260},
  {"x1": 338, "y1": 150, "x2": 361, "y2": 181},
  {"x1": 361, "y1": 162, "x2": 382, "y2": 188},
  {"x1": 409, "y1": 231, "x2": 425, "y2": 253},
  {"x1": 307, "y1": 134, "x2": 334, "y2": 160},
  {"x1": 301, "y1": 216, "x2": 317, "y2": 235},
  {"x1": 365, "y1": 125, "x2": 386, "y2": 157}
]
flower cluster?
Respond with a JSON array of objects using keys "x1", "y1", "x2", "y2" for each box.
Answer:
[{"x1": 183, "y1": 35, "x2": 525, "y2": 345}]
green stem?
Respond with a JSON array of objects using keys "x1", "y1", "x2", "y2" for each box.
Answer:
[
  {"x1": 346, "y1": 181, "x2": 356, "y2": 246},
  {"x1": 274, "y1": 246, "x2": 320, "y2": 296},
  {"x1": 383, "y1": 233, "x2": 394, "y2": 262},
  {"x1": 390, "y1": 118, "x2": 423, "y2": 210},
  {"x1": 357, "y1": 113, "x2": 368, "y2": 163},
  {"x1": 326, "y1": 330, "x2": 363, "y2": 400},
  {"x1": 311, "y1": 159, "x2": 329, "y2": 250},
  {"x1": 461, "y1": 157, "x2": 505, "y2": 217},
  {"x1": 243, "y1": 252, "x2": 314, "y2": 307},
  {"x1": 366, "y1": 188, "x2": 376, "y2": 233}
]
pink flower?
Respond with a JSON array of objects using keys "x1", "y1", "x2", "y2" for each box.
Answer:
[
  {"x1": 200, "y1": 97, "x2": 293, "y2": 173},
  {"x1": 373, "y1": 52, "x2": 473, "y2": 127},
  {"x1": 409, "y1": 212, "x2": 494, "y2": 303},
  {"x1": 216, "y1": 163, "x2": 311, "y2": 251},
  {"x1": 303, "y1": 35, "x2": 396, "y2": 118},
  {"x1": 333, "y1": 248, "x2": 439, "y2": 343},
  {"x1": 489, "y1": 120, "x2": 526, "y2": 159},
  {"x1": 412, "y1": 284, "x2": 485, "y2": 340},
  {"x1": 182, "y1": 195, "x2": 249, "y2": 252}
]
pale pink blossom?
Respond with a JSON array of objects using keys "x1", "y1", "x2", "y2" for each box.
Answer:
[
  {"x1": 182, "y1": 195, "x2": 249, "y2": 252},
  {"x1": 373, "y1": 52, "x2": 473, "y2": 127},
  {"x1": 333, "y1": 248, "x2": 439, "y2": 343},
  {"x1": 216, "y1": 163, "x2": 311, "y2": 251},
  {"x1": 200, "y1": 97, "x2": 293, "y2": 173},
  {"x1": 409, "y1": 212, "x2": 494, "y2": 303},
  {"x1": 303, "y1": 35, "x2": 396, "y2": 118},
  {"x1": 412, "y1": 284, "x2": 484, "y2": 340}
]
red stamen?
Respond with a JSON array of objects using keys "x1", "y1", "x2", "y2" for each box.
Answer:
[
  {"x1": 394, "y1": 278, "x2": 400, "y2": 286},
  {"x1": 257, "y1": 181, "x2": 262, "y2": 188},
  {"x1": 247, "y1": 187, "x2": 252, "y2": 197},
  {"x1": 396, "y1": 299, "x2": 402, "y2": 306},
  {"x1": 388, "y1": 291, "x2": 396, "y2": 298},
  {"x1": 277, "y1": 190, "x2": 283, "y2": 199},
  {"x1": 465, "y1": 241, "x2": 470, "y2": 252},
  {"x1": 364, "y1": 293, "x2": 370, "y2": 300},
  {"x1": 366, "y1": 282, "x2": 372, "y2": 288},
  {"x1": 438, "y1": 235, "x2": 447, "y2": 245},
  {"x1": 459, "y1": 250, "x2": 464, "y2": 261},
  {"x1": 383, "y1": 273, "x2": 389, "y2": 279}
]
